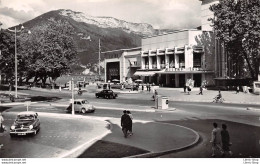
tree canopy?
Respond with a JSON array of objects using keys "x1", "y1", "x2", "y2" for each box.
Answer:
[
  {"x1": 0, "y1": 29, "x2": 17, "y2": 83},
  {"x1": 18, "y1": 18, "x2": 78, "y2": 85},
  {"x1": 210, "y1": 0, "x2": 260, "y2": 80}
]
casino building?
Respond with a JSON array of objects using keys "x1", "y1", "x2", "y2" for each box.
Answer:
[{"x1": 103, "y1": 0, "x2": 227, "y2": 87}]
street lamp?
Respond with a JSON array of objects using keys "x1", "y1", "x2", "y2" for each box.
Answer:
[
  {"x1": 7, "y1": 25, "x2": 30, "y2": 98},
  {"x1": 71, "y1": 78, "x2": 75, "y2": 115}
]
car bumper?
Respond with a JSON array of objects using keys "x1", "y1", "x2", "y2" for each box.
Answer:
[
  {"x1": 10, "y1": 129, "x2": 37, "y2": 135},
  {"x1": 87, "y1": 107, "x2": 95, "y2": 112}
]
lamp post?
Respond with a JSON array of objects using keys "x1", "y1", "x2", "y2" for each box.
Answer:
[
  {"x1": 71, "y1": 78, "x2": 75, "y2": 115},
  {"x1": 7, "y1": 25, "x2": 30, "y2": 98},
  {"x1": 99, "y1": 39, "x2": 101, "y2": 77}
]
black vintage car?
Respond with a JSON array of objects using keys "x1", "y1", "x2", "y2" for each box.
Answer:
[
  {"x1": 95, "y1": 89, "x2": 118, "y2": 99},
  {"x1": 10, "y1": 111, "x2": 40, "y2": 137}
]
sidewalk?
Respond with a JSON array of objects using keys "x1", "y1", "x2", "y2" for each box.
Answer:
[{"x1": 154, "y1": 87, "x2": 260, "y2": 105}]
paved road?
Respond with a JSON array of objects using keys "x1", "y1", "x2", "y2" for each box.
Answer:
[
  {"x1": 1, "y1": 88, "x2": 260, "y2": 158},
  {"x1": 0, "y1": 111, "x2": 109, "y2": 158}
]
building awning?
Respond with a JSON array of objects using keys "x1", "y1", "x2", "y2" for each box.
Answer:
[{"x1": 134, "y1": 71, "x2": 156, "y2": 76}]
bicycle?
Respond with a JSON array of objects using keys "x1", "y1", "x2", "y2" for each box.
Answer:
[{"x1": 212, "y1": 96, "x2": 225, "y2": 103}]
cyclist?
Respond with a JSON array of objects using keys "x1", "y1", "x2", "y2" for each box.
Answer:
[{"x1": 214, "y1": 90, "x2": 222, "y2": 102}]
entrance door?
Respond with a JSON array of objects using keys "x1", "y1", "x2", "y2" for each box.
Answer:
[
  {"x1": 193, "y1": 74, "x2": 202, "y2": 87},
  {"x1": 169, "y1": 74, "x2": 175, "y2": 87},
  {"x1": 179, "y1": 74, "x2": 185, "y2": 87}
]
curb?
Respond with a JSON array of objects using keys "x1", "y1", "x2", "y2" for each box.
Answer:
[
  {"x1": 94, "y1": 106, "x2": 176, "y2": 113},
  {"x1": 126, "y1": 122, "x2": 200, "y2": 158}
]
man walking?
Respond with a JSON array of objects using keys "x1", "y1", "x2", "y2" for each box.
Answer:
[
  {"x1": 236, "y1": 86, "x2": 239, "y2": 94},
  {"x1": 210, "y1": 122, "x2": 224, "y2": 157},
  {"x1": 221, "y1": 124, "x2": 233, "y2": 157},
  {"x1": 0, "y1": 113, "x2": 5, "y2": 132},
  {"x1": 121, "y1": 110, "x2": 132, "y2": 138},
  {"x1": 198, "y1": 86, "x2": 203, "y2": 95},
  {"x1": 126, "y1": 110, "x2": 133, "y2": 136}
]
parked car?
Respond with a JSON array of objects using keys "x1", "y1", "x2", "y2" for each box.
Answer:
[
  {"x1": 95, "y1": 89, "x2": 118, "y2": 99},
  {"x1": 66, "y1": 99, "x2": 95, "y2": 114},
  {"x1": 10, "y1": 111, "x2": 40, "y2": 137}
]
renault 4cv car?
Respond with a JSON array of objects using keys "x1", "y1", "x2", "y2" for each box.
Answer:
[
  {"x1": 66, "y1": 99, "x2": 95, "y2": 114},
  {"x1": 10, "y1": 111, "x2": 40, "y2": 137}
]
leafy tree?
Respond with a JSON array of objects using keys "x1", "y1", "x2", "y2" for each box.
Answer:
[
  {"x1": 0, "y1": 29, "x2": 16, "y2": 83},
  {"x1": 19, "y1": 18, "x2": 78, "y2": 86},
  {"x1": 210, "y1": 0, "x2": 260, "y2": 80}
]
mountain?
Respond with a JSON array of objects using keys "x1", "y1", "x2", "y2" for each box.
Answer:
[
  {"x1": 21, "y1": 9, "x2": 160, "y2": 73},
  {"x1": 60, "y1": 9, "x2": 156, "y2": 36}
]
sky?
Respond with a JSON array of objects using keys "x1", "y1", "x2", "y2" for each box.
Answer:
[{"x1": 0, "y1": 0, "x2": 202, "y2": 30}]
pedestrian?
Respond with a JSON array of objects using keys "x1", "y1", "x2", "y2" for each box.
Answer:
[
  {"x1": 126, "y1": 110, "x2": 133, "y2": 136},
  {"x1": 210, "y1": 122, "x2": 224, "y2": 157},
  {"x1": 148, "y1": 84, "x2": 151, "y2": 92},
  {"x1": 236, "y1": 86, "x2": 239, "y2": 94},
  {"x1": 184, "y1": 85, "x2": 186, "y2": 93},
  {"x1": 153, "y1": 89, "x2": 158, "y2": 101},
  {"x1": 187, "y1": 86, "x2": 191, "y2": 95},
  {"x1": 0, "y1": 113, "x2": 4, "y2": 133},
  {"x1": 198, "y1": 86, "x2": 203, "y2": 95},
  {"x1": 146, "y1": 83, "x2": 149, "y2": 91},
  {"x1": 221, "y1": 124, "x2": 233, "y2": 157},
  {"x1": 120, "y1": 110, "x2": 132, "y2": 138}
]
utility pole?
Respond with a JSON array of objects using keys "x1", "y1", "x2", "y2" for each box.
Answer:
[
  {"x1": 99, "y1": 38, "x2": 101, "y2": 77},
  {"x1": 71, "y1": 78, "x2": 75, "y2": 115}
]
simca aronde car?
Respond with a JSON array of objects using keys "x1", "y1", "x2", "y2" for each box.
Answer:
[
  {"x1": 10, "y1": 111, "x2": 40, "y2": 137},
  {"x1": 66, "y1": 99, "x2": 95, "y2": 114}
]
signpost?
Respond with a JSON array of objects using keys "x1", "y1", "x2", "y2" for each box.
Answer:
[{"x1": 24, "y1": 101, "x2": 31, "y2": 111}]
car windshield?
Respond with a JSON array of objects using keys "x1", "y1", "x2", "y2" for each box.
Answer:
[
  {"x1": 17, "y1": 115, "x2": 35, "y2": 121},
  {"x1": 81, "y1": 100, "x2": 89, "y2": 104}
]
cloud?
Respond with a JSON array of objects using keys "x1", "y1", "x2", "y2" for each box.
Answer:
[
  {"x1": 0, "y1": 7, "x2": 35, "y2": 23},
  {"x1": 0, "y1": 0, "x2": 202, "y2": 30}
]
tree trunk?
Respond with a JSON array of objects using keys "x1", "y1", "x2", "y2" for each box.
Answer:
[{"x1": 243, "y1": 53, "x2": 256, "y2": 79}]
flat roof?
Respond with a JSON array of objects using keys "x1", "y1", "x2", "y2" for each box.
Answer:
[
  {"x1": 142, "y1": 29, "x2": 201, "y2": 39},
  {"x1": 102, "y1": 47, "x2": 141, "y2": 54}
]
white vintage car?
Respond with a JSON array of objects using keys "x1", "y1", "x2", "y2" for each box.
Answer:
[{"x1": 66, "y1": 99, "x2": 95, "y2": 114}]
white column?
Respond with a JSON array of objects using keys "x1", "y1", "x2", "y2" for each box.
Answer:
[
  {"x1": 104, "y1": 61, "x2": 107, "y2": 82},
  {"x1": 175, "y1": 54, "x2": 179, "y2": 68},
  {"x1": 165, "y1": 54, "x2": 169, "y2": 69},
  {"x1": 157, "y1": 56, "x2": 160, "y2": 69}
]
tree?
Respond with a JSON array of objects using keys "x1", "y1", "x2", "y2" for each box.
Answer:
[
  {"x1": 19, "y1": 18, "x2": 78, "y2": 86},
  {"x1": 210, "y1": 0, "x2": 260, "y2": 80},
  {"x1": 0, "y1": 29, "x2": 16, "y2": 83}
]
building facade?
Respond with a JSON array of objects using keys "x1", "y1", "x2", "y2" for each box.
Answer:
[
  {"x1": 103, "y1": 0, "x2": 233, "y2": 88},
  {"x1": 134, "y1": 29, "x2": 215, "y2": 87},
  {"x1": 103, "y1": 47, "x2": 141, "y2": 83}
]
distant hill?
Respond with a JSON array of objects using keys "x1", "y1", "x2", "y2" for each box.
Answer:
[{"x1": 20, "y1": 9, "x2": 175, "y2": 74}]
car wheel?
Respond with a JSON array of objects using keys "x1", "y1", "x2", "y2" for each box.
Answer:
[
  {"x1": 96, "y1": 95, "x2": 99, "y2": 98},
  {"x1": 36, "y1": 127, "x2": 40, "y2": 134},
  {"x1": 113, "y1": 96, "x2": 116, "y2": 99},
  {"x1": 81, "y1": 108, "x2": 86, "y2": 114},
  {"x1": 10, "y1": 134, "x2": 15, "y2": 138},
  {"x1": 106, "y1": 95, "x2": 109, "y2": 99}
]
